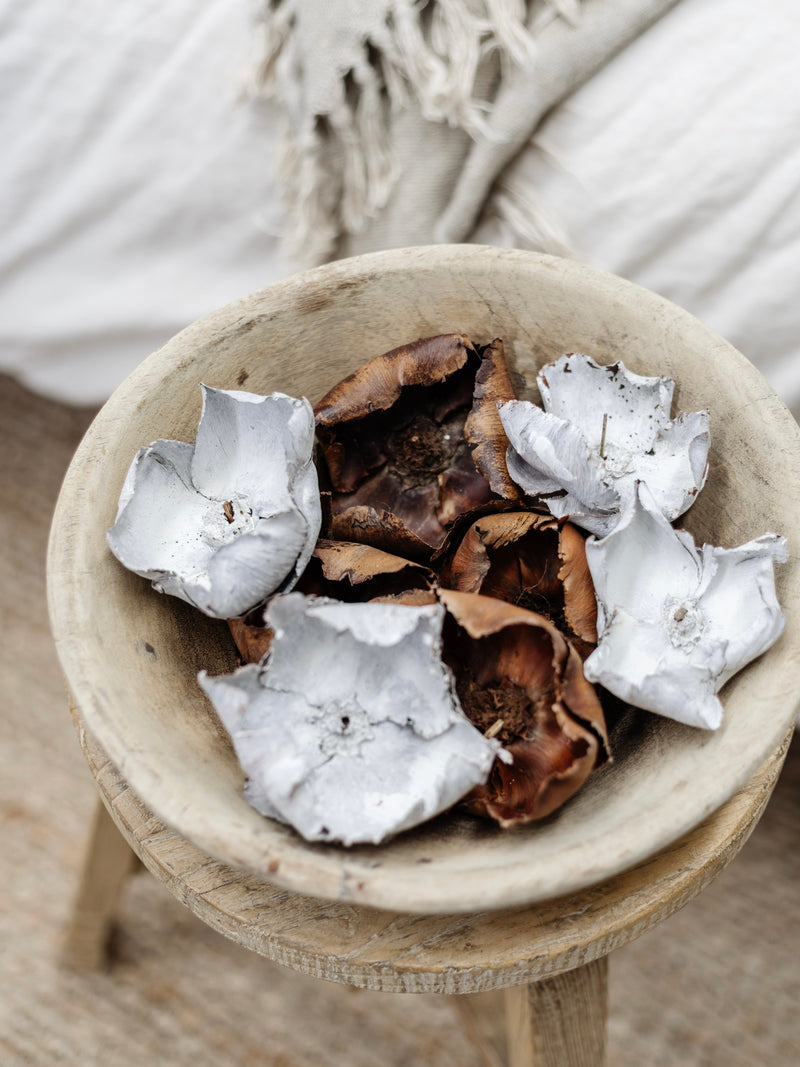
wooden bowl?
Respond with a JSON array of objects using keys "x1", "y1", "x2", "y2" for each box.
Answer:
[{"x1": 48, "y1": 246, "x2": 800, "y2": 914}]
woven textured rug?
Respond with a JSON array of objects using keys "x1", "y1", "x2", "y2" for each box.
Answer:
[{"x1": 1, "y1": 371, "x2": 798, "y2": 1066}]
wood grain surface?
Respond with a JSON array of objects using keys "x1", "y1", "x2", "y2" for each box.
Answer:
[
  {"x1": 74, "y1": 711, "x2": 790, "y2": 996},
  {"x1": 505, "y1": 959, "x2": 608, "y2": 1067}
]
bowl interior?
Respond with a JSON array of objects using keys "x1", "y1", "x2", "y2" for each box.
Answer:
[{"x1": 48, "y1": 246, "x2": 800, "y2": 913}]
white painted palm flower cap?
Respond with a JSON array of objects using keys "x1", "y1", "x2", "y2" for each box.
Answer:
[
  {"x1": 583, "y1": 484, "x2": 787, "y2": 730},
  {"x1": 499, "y1": 354, "x2": 710, "y2": 537},
  {"x1": 199, "y1": 593, "x2": 501, "y2": 846},
  {"x1": 106, "y1": 386, "x2": 321, "y2": 619}
]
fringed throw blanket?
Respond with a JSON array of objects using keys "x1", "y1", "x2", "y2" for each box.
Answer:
[{"x1": 251, "y1": 0, "x2": 682, "y2": 264}]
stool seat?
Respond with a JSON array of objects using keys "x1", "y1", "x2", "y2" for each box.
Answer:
[{"x1": 64, "y1": 699, "x2": 791, "y2": 1065}]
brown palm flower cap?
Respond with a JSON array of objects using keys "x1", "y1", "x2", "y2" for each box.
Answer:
[
  {"x1": 314, "y1": 334, "x2": 520, "y2": 560},
  {"x1": 437, "y1": 589, "x2": 610, "y2": 827},
  {"x1": 436, "y1": 510, "x2": 598, "y2": 658}
]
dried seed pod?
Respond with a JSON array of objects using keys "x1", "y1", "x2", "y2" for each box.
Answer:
[
  {"x1": 107, "y1": 386, "x2": 321, "y2": 618},
  {"x1": 499, "y1": 353, "x2": 710, "y2": 536},
  {"x1": 314, "y1": 334, "x2": 518, "y2": 559},
  {"x1": 584, "y1": 482, "x2": 787, "y2": 729},
  {"x1": 437, "y1": 510, "x2": 598, "y2": 657},
  {"x1": 202, "y1": 594, "x2": 501, "y2": 847},
  {"x1": 438, "y1": 589, "x2": 609, "y2": 826}
]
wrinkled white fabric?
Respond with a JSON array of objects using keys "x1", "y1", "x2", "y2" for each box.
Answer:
[
  {"x1": 1, "y1": 0, "x2": 800, "y2": 423},
  {"x1": 479, "y1": 0, "x2": 800, "y2": 417},
  {"x1": 250, "y1": 0, "x2": 538, "y2": 262},
  {"x1": 0, "y1": 1, "x2": 288, "y2": 403},
  {"x1": 254, "y1": 0, "x2": 679, "y2": 261}
]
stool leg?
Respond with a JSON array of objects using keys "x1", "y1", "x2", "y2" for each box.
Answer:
[
  {"x1": 504, "y1": 956, "x2": 609, "y2": 1067},
  {"x1": 61, "y1": 796, "x2": 139, "y2": 970}
]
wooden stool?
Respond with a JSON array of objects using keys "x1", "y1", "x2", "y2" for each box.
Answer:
[
  {"x1": 64, "y1": 710, "x2": 791, "y2": 1067},
  {"x1": 48, "y1": 249, "x2": 800, "y2": 1065}
]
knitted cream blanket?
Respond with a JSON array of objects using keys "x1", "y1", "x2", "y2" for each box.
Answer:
[{"x1": 252, "y1": 0, "x2": 682, "y2": 264}]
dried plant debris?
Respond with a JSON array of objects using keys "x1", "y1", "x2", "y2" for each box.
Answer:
[
  {"x1": 463, "y1": 338, "x2": 523, "y2": 500},
  {"x1": 436, "y1": 509, "x2": 597, "y2": 656},
  {"x1": 108, "y1": 333, "x2": 788, "y2": 843},
  {"x1": 228, "y1": 539, "x2": 436, "y2": 664},
  {"x1": 437, "y1": 589, "x2": 609, "y2": 827},
  {"x1": 499, "y1": 354, "x2": 710, "y2": 536},
  {"x1": 107, "y1": 386, "x2": 321, "y2": 618},
  {"x1": 227, "y1": 612, "x2": 275, "y2": 666},
  {"x1": 583, "y1": 483, "x2": 787, "y2": 729},
  {"x1": 200, "y1": 594, "x2": 501, "y2": 846},
  {"x1": 296, "y1": 539, "x2": 436, "y2": 602},
  {"x1": 314, "y1": 334, "x2": 519, "y2": 559}
]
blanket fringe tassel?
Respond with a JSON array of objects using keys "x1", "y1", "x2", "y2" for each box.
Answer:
[{"x1": 250, "y1": 0, "x2": 568, "y2": 262}]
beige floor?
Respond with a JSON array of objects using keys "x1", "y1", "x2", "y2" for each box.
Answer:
[{"x1": 2, "y1": 370, "x2": 799, "y2": 1066}]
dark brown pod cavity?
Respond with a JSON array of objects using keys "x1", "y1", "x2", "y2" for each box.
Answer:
[
  {"x1": 437, "y1": 511, "x2": 598, "y2": 657},
  {"x1": 438, "y1": 589, "x2": 609, "y2": 826},
  {"x1": 314, "y1": 334, "x2": 519, "y2": 559}
]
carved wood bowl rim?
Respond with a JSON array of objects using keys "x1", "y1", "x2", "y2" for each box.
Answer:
[{"x1": 47, "y1": 245, "x2": 800, "y2": 914}]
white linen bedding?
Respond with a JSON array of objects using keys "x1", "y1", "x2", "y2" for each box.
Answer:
[
  {"x1": 480, "y1": 0, "x2": 800, "y2": 414},
  {"x1": 0, "y1": 1, "x2": 287, "y2": 402},
  {"x1": 1, "y1": 0, "x2": 799, "y2": 415}
]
